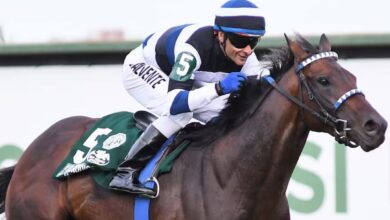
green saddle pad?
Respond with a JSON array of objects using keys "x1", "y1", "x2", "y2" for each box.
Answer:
[
  {"x1": 53, "y1": 111, "x2": 142, "y2": 187},
  {"x1": 52, "y1": 111, "x2": 191, "y2": 188}
]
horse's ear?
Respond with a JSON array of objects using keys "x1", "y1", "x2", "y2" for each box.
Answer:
[
  {"x1": 319, "y1": 33, "x2": 331, "y2": 51},
  {"x1": 284, "y1": 33, "x2": 308, "y2": 61},
  {"x1": 284, "y1": 33, "x2": 292, "y2": 47}
]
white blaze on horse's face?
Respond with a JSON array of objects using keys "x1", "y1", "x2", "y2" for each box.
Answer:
[{"x1": 285, "y1": 33, "x2": 387, "y2": 151}]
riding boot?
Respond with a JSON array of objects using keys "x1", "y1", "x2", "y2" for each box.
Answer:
[{"x1": 109, "y1": 124, "x2": 167, "y2": 195}]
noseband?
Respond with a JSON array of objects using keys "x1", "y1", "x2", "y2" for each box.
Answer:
[{"x1": 264, "y1": 51, "x2": 364, "y2": 147}]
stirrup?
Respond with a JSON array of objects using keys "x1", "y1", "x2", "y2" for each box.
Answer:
[
  {"x1": 141, "y1": 177, "x2": 160, "y2": 199},
  {"x1": 109, "y1": 181, "x2": 157, "y2": 197}
]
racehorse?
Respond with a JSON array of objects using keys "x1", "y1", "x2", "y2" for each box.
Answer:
[{"x1": 0, "y1": 34, "x2": 387, "y2": 220}]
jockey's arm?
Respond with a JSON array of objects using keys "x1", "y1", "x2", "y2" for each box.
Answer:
[
  {"x1": 168, "y1": 51, "x2": 219, "y2": 115},
  {"x1": 168, "y1": 52, "x2": 247, "y2": 115}
]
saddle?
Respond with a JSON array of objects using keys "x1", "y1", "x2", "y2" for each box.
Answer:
[{"x1": 133, "y1": 111, "x2": 158, "y2": 131}]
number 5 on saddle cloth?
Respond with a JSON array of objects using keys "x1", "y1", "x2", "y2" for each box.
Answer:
[{"x1": 53, "y1": 111, "x2": 191, "y2": 196}]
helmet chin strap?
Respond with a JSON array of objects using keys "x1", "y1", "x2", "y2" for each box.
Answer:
[
  {"x1": 218, "y1": 34, "x2": 228, "y2": 58},
  {"x1": 215, "y1": 27, "x2": 229, "y2": 58},
  {"x1": 218, "y1": 31, "x2": 229, "y2": 58}
]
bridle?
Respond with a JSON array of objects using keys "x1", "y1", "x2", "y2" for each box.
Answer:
[{"x1": 263, "y1": 51, "x2": 364, "y2": 147}]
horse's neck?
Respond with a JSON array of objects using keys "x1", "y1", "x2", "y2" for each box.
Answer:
[{"x1": 208, "y1": 68, "x2": 310, "y2": 208}]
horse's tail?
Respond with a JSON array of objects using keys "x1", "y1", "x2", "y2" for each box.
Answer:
[{"x1": 0, "y1": 165, "x2": 15, "y2": 213}]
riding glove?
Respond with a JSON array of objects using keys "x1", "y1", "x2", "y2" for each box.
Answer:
[{"x1": 216, "y1": 72, "x2": 247, "y2": 95}]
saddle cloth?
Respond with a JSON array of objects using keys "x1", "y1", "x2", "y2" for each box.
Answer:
[{"x1": 52, "y1": 111, "x2": 190, "y2": 188}]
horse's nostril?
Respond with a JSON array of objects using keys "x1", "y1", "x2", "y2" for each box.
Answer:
[{"x1": 364, "y1": 119, "x2": 379, "y2": 136}]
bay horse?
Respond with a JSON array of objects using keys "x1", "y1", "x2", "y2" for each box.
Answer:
[{"x1": 0, "y1": 34, "x2": 387, "y2": 220}]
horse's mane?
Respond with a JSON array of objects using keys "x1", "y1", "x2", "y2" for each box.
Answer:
[{"x1": 178, "y1": 35, "x2": 319, "y2": 147}]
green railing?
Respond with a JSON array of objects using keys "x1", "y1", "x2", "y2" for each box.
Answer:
[{"x1": 0, "y1": 33, "x2": 389, "y2": 65}]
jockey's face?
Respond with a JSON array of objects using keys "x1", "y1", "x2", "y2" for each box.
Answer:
[{"x1": 218, "y1": 32, "x2": 259, "y2": 66}]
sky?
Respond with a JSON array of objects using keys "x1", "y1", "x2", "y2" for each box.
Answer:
[{"x1": 0, "y1": 0, "x2": 390, "y2": 44}]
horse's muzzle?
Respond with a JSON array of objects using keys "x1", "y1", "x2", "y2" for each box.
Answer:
[{"x1": 359, "y1": 117, "x2": 387, "y2": 152}]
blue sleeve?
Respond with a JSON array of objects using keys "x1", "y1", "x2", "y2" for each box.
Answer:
[{"x1": 170, "y1": 90, "x2": 191, "y2": 115}]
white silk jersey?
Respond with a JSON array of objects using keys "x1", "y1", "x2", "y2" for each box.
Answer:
[
  {"x1": 142, "y1": 24, "x2": 262, "y2": 83},
  {"x1": 123, "y1": 24, "x2": 264, "y2": 127}
]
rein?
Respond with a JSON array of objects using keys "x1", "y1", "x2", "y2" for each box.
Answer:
[{"x1": 264, "y1": 51, "x2": 364, "y2": 147}]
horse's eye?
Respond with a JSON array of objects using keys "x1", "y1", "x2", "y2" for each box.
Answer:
[{"x1": 317, "y1": 77, "x2": 330, "y2": 86}]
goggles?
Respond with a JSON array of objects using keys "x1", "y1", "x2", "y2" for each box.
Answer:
[{"x1": 226, "y1": 33, "x2": 260, "y2": 49}]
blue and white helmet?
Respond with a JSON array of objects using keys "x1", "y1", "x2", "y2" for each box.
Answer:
[{"x1": 214, "y1": 0, "x2": 266, "y2": 37}]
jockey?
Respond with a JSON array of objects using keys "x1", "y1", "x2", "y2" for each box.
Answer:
[{"x1": 109, "y1": 0, "x2": 266, "y2": 195}]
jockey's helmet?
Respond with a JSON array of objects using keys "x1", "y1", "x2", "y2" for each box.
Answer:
[{"x1": 214, "y1": 0, "x2": 266, "y2": 37}]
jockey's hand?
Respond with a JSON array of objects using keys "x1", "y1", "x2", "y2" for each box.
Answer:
[{"x1": 217, "y1": 72, "x2": 247, "y2": 95}]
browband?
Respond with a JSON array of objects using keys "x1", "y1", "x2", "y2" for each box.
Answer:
[{"x1": 296, "y1": 51, "x2": 338, "y2": 72}]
